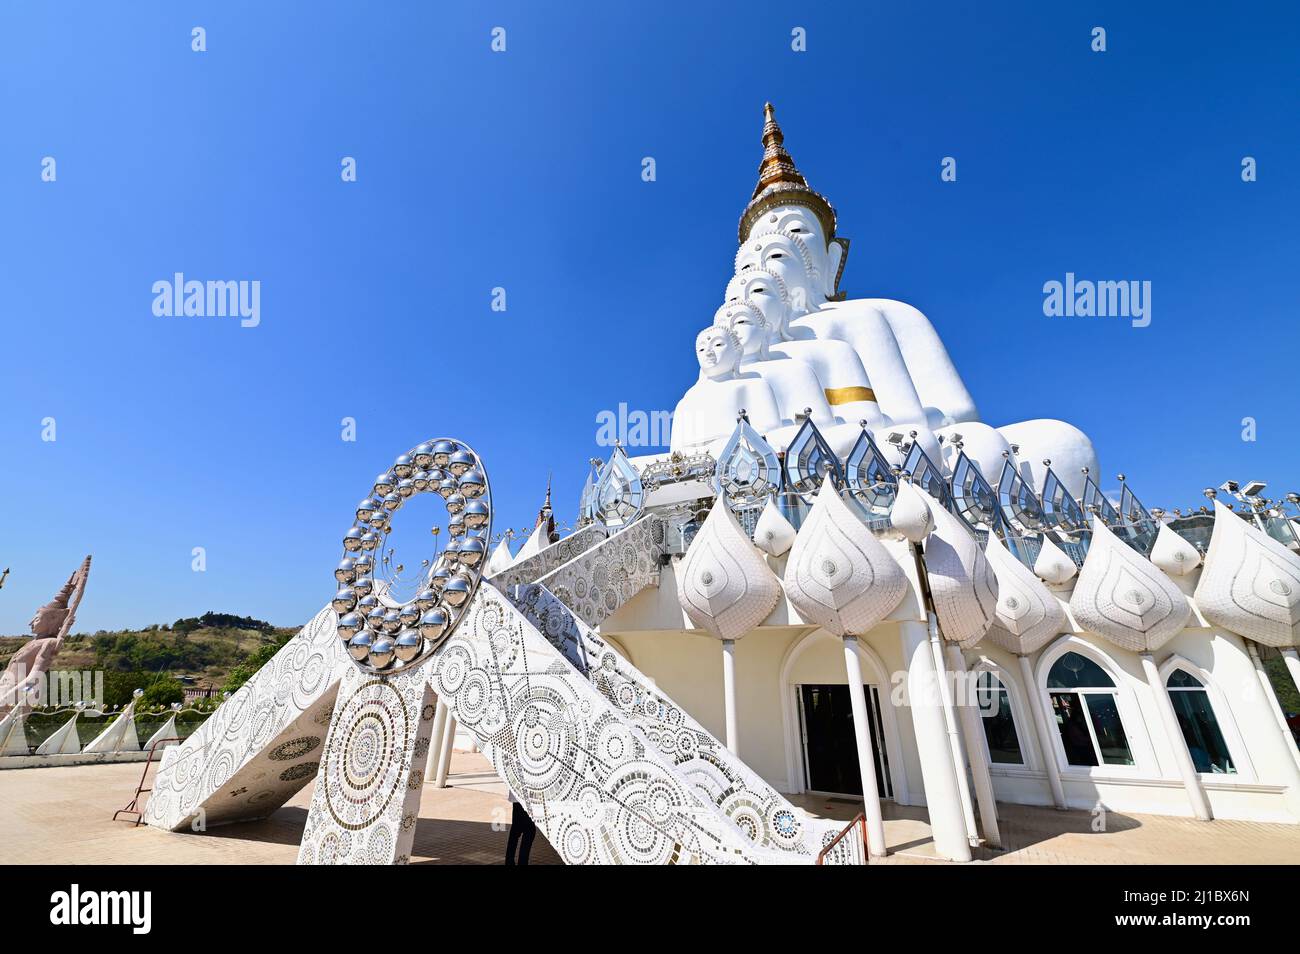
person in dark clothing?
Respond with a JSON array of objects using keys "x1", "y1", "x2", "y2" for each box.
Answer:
[{"x1": 505, "y1": 790, "x2": 536, "y2": 865}]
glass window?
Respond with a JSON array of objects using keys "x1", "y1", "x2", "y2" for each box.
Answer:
[
  {"x1": 1166, "y1": 669, "x2": 1236, "y2": 774},
  {"x1": 1048, "y1": 651, "x2": 1134, "y2": 767},
  {"x1": 975, "y1": 672, "x2": 1023, "y2": 764}
]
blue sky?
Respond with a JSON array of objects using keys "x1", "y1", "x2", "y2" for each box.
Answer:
[{"x1": 1, "y1": 2, "x2": 1297, "y2": 633}]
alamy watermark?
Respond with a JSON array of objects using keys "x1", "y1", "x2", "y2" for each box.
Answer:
[
  {"x1": 1043, "y1": 272, "x2": 1151, "y2": 328},
  {"x1": 152, "y1": 273, "x2": 260, "y2": 328}
]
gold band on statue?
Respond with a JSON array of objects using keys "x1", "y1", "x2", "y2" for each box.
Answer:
[{"x1": 824, "y1": 386, "x2": 877, "y2": 406}]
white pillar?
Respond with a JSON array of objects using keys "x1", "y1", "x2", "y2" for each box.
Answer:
[
  {"x1": 928, "y1": 619, "x2": 977, "y2": 844},
  {"x1": 1140, "y1": 652, "x2": 1213, "y2": 821},
  {"x1": 721, "y1": 638, "x2": 739, "y2": 754},
  {"x1": 842, "y1": 635, "x2": 888, "y2": 858},
  {"x1": 946, "y1": 645, "x2": 1002, "y2": 848},
  {"x1": 435, "y1": 713, "x2": 457, "y2": 789},
  {"x1": 424, "y1": 697, "x2": 448, "y2": 782},
  {"x1": 900, "y1": 620, "x2": 971, "y2": 862},
  {"x1": 1248, "y1": 642, "x2": 1300, "y2": 775},
  {"x1": 1018, "y1": 654, "x2": 1068, "y2": 810}
]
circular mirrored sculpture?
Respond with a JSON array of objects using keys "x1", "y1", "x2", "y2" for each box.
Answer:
[{"x1": 334, "y1": 438, "x2": 491, "y2": 674}]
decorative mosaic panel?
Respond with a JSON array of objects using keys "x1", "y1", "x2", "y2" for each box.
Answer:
[
  {"x1": 144, "y1": 605, "x2": 349, "y2": 830},
  {"x1": 430, "y1": 585, "x2": 787, "y2": 864},
  {"x1": 298, "y1": 663, "x2": 438, "y2": 865},
  {"x1": 534, "y1": 514, "x2": 665, "y2": 629},
  {"x1": 514, "y1": 583, "x2": 838, "y2": 859},
  {"x1": 487, "y1": 524, "x2": 607, "y2": 593}
]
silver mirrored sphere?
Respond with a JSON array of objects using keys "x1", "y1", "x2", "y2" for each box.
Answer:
[
  {"x1": 337, "y1": 612, "x2": 363, "y2": 640},
  {"x1": 374, "y1": 472, "x2": 396, "y2": 496},
  {"x1": 458, "y1": 470, "x2": 486, "y2": 498},
  {"x1": 393, "y1": 453, "x2": 414, "y2": 479},
  {"x1": 343, "y1": 527, "x2": 365, "y2": 552},
  {"x1": 437, "y1": 478, "x2": 458, "y2": 499},
  {"x1": 430, "y1": 567, "x2": 451, "y2": 591},
  {"x1": 335, "y1": 557, "x2": 357, "y2": 583},
  {"x1": 442, "y1": 574, "x2": 471, "y2": 607},
  {"x1": 361, "y1": 531, "x2": 380, "y2": 551},
  {"x1": 432, "y1": 440, "x2": 455, "y2": 466},
  {"x1": 369, "y1": 637, "x2": 396, "y2": 668},
  {"x1": 463, "y1": 500, "x2": 489, "y2": 528},
  {"x1": 397, "y1": 477, "x2": 416, "y2": 498},
  {"x1": 446, "y1": 493, "x2": 466, "y2": 515},
  {"x1": 416, "y1": 587, "x2": 439, "y2": 610},
  {"x1": 347, "y1": 631, "x2": 374, "y2": 661},
  {"x1": 448, "y1": 450, "x2": 474, "y2": 476},
  {"x1": 365, "y1": 607, "x2": 387, "y2": 631},
  {"x1": 398, "y1": 603, "x2": 421, "y2": 628},
  {"x1": 413, "y1": 470, "x2": 430, "y2": 491},
  {"x1": 356, "y1": 498, "x2": 376, "y2": 522},
  {"x1": 419, "y1": 607, "x2": 450, "y2": 640},
  {"x1": 382, "y1": 491, "x2": 403, "y2": 512},
  {"x1": 413, "y1": 443, "x2": 435, "y2": 468},
  {"x1": 395, "y1": 629, "x2": 423, "y2": 662},
  {"x1": 352, "y1": 575, "x2": 373, "y2": 597},
  {"x1": 332, "y1": 586, "x2": 357, "y2": 614},
  {"x1": 448, "y1": 515, "x2": 466, "y2": 537},
  {"x1": 457, "y1": 537, "x2": 486, "y2": 567},
  {"x1": 354, "y1": 554, "x2": 374, "y2": 577}
]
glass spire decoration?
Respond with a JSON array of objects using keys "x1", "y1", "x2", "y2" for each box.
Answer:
[
  {"x1": 996, "y1": 457, "x2": 1046, "y2": 534},
  {"x1": 844, "y1": 426, "x2": 897, "y2": 515},
  {"x1": 950, "y1": 450, "x2": 1001, "y2": 533},
  {"x1": 1040, "y1": 462, "x2": 1087, "y2": 532},
  {"x1": 713, "y1": 413, "x2": 781, "y2": 511},
  {"x1": 593, "y1": 444, "x2": 644, "y2": 530},
  {"x1": 577, "y1": 457, "x2": 600, "y2": 527},
  {"x1": 1079, "y1": 469, "x2": 1121, "y2": 527},
  {"x1": 782, "y1": 417, "x2": 843, "y2": 504},
  {"x1": 901, "y1": 437, "x2": 950, "y2": 508},
  {"x1": 1116, "y1": 473, "x2": 1159, "y2": 555}
]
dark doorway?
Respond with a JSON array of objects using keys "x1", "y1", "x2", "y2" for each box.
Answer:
[{"x1": 798, "y1": 684, "x2": 893, "y2": 798}]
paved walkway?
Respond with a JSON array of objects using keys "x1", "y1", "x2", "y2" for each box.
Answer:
[{"x1": 1, "y1": 754, "x2": 1297, "y2": 865}]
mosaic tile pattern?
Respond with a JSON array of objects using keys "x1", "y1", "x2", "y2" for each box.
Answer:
[
  {"x1": 514, "y1": 583, "x2": 840, "y2": 859},
  {"x1": 144, "y1": 605, "x2": 349, "y2": 830},
  {"x1": 487, "y1": 524, "x2": 607, "y2": 594},
  {"x1": 298, "y1": 663, "x2": 438, "y2": 865},
  {"x1": 430, "y1": 585, "x2": 788, "y2": 864},
  {"x1": 535, "y1": 515, "x2": 664, "y2": 629}
]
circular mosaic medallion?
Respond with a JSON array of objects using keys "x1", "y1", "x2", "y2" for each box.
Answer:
[{"x1": 323, "y1": 680, "x2": 411, "y2": 831}]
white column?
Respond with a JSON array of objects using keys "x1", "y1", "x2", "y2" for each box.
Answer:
[
  {"x1": 424, "y1": 697, "x2": 448, "y2": 782},
  {"x1": 1248, "y1": 642, "x2": 1300, "y2": 775},
  {"x1": 1017, "y1": 654, "x2": 1068, "y2": 810},
  {"x1": 842, "y1": 635, "x2": 888, "y2": 858},
  {"x1": 946, "y1": 645, "x2": 1002, "y2": 848},
  {"x1": 721, "y1": 638, "x2": 739, "y2": 754},
  {"x1": 900, "y1": 620, "x2": 971, "y2": 862},
  {"x1": 928, "y1": 618, "x2": 977, "y2": 844},
  {"x1": 435, "y1": 713, "x2": 457, "y2": 789},
  {"x1": 1140, "y1": 652, "x2": 1213, "y2": 821}
]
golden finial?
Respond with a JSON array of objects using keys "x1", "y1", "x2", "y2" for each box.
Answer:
[{"x1": 738, "y1": 102, "x2": 837, "y2": 245}]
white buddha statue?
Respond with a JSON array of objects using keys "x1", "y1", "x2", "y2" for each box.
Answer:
[
  {"x1": 670, "y1": 325, "x2": 784, "y2": 453},
  {"x1": 724, "y1": 270, "x2": 884, "y2": 429},
  {"x1": 725, "y1": 103, "x2": 1098, "y2": 493},
  {"x1": 712, "y1": 300, "x2": 836, "y2": 428}
]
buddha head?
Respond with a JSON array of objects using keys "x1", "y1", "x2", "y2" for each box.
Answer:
[
  {"x1": 695, "y1": 326, "x2": 742, "y2": 381},
  {"x1": 713, "y1": 301, "x2": 769, "y2": 363},
  {"x1": 29, "y1": 575, "x2": 75, "y2": 639},
  {"x1": 726, "y1": 268, "x2": 791, "y2": 341},
  {"x1": 734, "y1": 232, "x2": 826, "y2": 316}
]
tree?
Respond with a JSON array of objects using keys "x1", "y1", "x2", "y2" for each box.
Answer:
[{"x1": 140, "y1": 677, "x2": 184, "y2": 708}]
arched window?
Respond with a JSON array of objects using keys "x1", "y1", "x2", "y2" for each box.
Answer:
[
  {"x1": 975, "y1": 671, "x2": 1023, "y2": 764},
  {"x1": 1047, "y1": 651, "x2": 1134, "y2": 767},
  {"x1": 1166, "y1": 669, "x2": 1236, "y2": 775}
]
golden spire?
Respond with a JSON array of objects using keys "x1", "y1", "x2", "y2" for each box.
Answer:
[{"x1": 738, "y1": 102, "x2": 837, "y2": 246}]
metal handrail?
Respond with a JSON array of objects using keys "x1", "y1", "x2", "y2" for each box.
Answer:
[
  {"x1": 815, "y1": 812, "x2": 869, "y2": 865},
  {"x1": 111, "y1": 737, "x2": 181, "y2": 826}
]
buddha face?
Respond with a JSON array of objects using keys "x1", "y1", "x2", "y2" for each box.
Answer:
[
  {"x1": 713, "y1": 302, "x2": 767, "y2": 361},
  {"x1": 29, "y1": 604, "x2": 67, "y2": 639},
  {"x1": 695, "y1": 327, "x2": 741, "y2": 381},
  {"x1": 735, "y1": 233, "x2": 818, "y2": 316},
  {"x1": 727, "y1": 269, "x2": 791, "y2": 341},
  {"x1": 736, "y1": 204, "x2": 843, "y2": 308}
]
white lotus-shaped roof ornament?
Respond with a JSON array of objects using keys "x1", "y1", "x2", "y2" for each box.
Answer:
[
  {"x1": 1149, "y1": 523, "x2": 1201, "y2": 577},
  {"x1": 890, "y1": 479, "x2": 933, "y2": 543},
  {"x1": 1033, "y1": 536, "x2": 1078, "y2": 585},
  {"x1": 752, "y1": 497, "x2": 797, "y2": 557},
  {"x1": 677, "y1": 495, "x2": 782, "y2": 641},
  {"x1": 922, "y1": 497, "x2": 999, "y2": 647},
  {"x1": 485, "y1": 537, "x2": 516, "y2": 576},
  {"x1": 1069, "y1": 518, "x2": 1191, "y2": 652},
  {"x1": 783, "y1": 480, "x2": 907, "y2": 636},
  {"x1": 1194, "y1": 501, "x2": 1300, "y2": 648},
  {"x1": 983, "y1": 535, "x2": 1066, "y2": 656}
]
